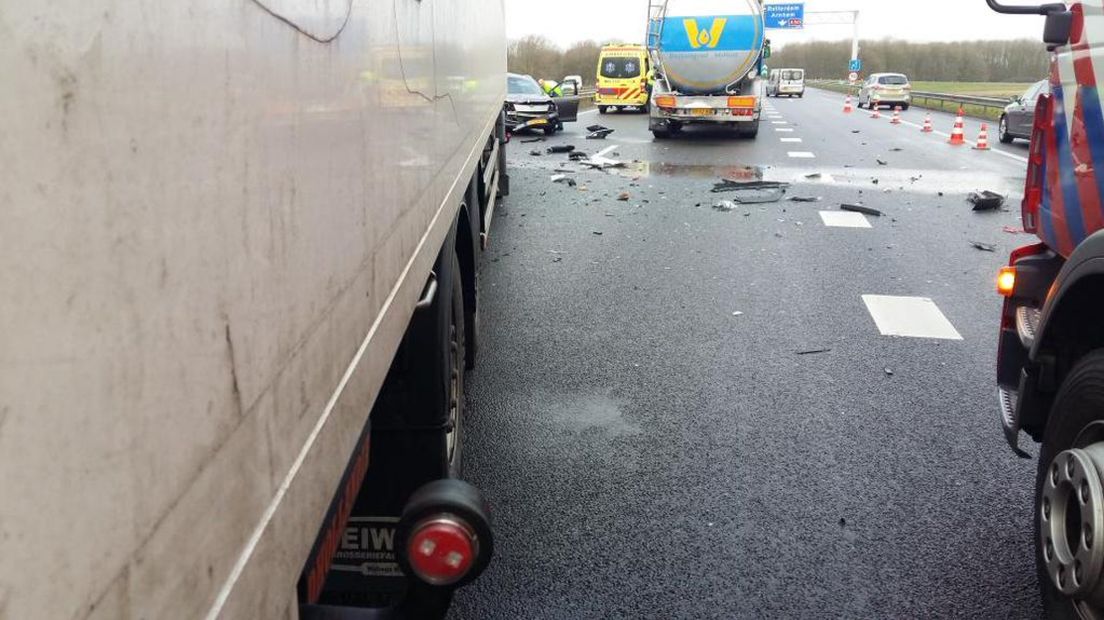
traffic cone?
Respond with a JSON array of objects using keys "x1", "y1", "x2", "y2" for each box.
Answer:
[
  {"x1": 974, "y1": 123, "x2": 992, "y2": 150},
  {"x1": 843, "y1": 95, "x2": 853, "y2": 114},
  {"x1": 948, "y1": 107, "x2": 966, "y2": 145},
  {"x1": 921, "y1": 114, "x2": 934, "y2": 133},
  {"x1": 870, "y1": 105, "x2": 881, "y2": 119},
  {"x1": 890, "y1": 106, "x2": 902, "y2": 125}
]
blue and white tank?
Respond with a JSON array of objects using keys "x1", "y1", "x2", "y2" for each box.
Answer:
[{"x1": 651, "y1": 0, "x2": 766, "y2": 94}]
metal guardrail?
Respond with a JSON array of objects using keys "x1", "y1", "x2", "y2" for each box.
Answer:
[{"x1": 807, "y1": 79, "x2": 1012, "y2": 115}]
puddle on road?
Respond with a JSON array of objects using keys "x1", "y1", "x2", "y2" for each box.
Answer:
[{"x1": 548, "y1": 392, "x2": 641, "y2": 437}]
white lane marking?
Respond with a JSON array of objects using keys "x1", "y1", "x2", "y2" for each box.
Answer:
[
  {"x1": 594, "y1": 144, "x2": 619, "y2": 159},
  {"x1": 819, "y1": 211, "x2": 871, "y2": 228},
  {"x1": 780, "y1": 137, "x2": 803, "y2": 142},
  {"x1": 893, "y1": 117, "x2": 1029, "y2": 164},
  {"x1": 774, "y1": 128, "x2": 795, "y2": 132},
  {"x1": 787, "y1": 151, "x2": 816, "y2": 159},
  {"x1": 771, "y1": 121, "x2": 788, "y2": 125},
  {"x1": 862, "y1": 295, "x2": 963, "y2": 340}
]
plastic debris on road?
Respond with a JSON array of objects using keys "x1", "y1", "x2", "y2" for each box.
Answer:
[
  {"x1": 711, "y1": 179, "x2": 790, "y2": 204},
  {"x1": 796, "y1": 348, "x2": 832, "y2": 355},
  {"x1": 585, "y1": 124, "x2": 615, "y2": 139},
  {"x1": 969, "y1": 190, "x2": 1006, "y2": 211},
  {"x1": 789, "y1": 196, "x2": 822, "y2": 203},
  {"x1": 547, "y1": 145, "x2": 576, "y2": 154},
  {"x1": 840, "y1": 203, "x2": 883, "y2": 217},
  {"x1": 970, "y1": 241, "x2": 997, "y2": 252},
  {"x1": 568, "y1": 151, "x2": 589, "y2": 160},
  {"x1": 551, "y1": 174, "x2": 577, "y2": 187},
  {"x1": 712, "y1": 200, "x2": 738, "y2": 212}
]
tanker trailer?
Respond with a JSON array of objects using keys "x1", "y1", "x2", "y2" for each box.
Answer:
[{"x1": 645, "y1": 0, "x2": 768, "y2": 138}]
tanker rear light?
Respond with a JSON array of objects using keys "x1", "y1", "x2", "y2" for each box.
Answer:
[
  {"x1": 655, "y1": 95, "x2": 677, "y2": 109},
  {"x1": 728, "y1": 96, "x2": 756, "y2": 109},
  {"x1": 406, "y1": 515, "x2": 479, "y2": 586}
]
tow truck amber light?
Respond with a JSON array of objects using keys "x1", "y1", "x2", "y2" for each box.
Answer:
[
  {"x1": 655, "y1": 95, "x2": 676, "y2": 109},
  {"x1": 407, "y1": 516, "x2": 478, "y2": 586},
  {"x1": 998, "y1": 267, "x2": 1017, "y2": 297}
]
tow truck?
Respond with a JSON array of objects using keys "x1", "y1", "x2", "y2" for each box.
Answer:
[{"x1": 988, "y1": 0, "x2": 1104, "y2": 614}]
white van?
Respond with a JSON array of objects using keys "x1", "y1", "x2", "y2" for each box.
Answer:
[{"x1": 768, "y1": 68, "x2": 805, "y2": 98}]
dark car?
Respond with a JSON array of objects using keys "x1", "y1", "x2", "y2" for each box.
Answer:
[
  {"x1": 504, "y1": 73, "x2": 579, "y2": 135},
  {"x1": 1000, "y1": 79, "x2": 1049, "y2": 144}
]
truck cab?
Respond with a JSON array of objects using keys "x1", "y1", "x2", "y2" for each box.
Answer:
[{"x1": 989, "y1": 0, "x2": 1104, "y2": 615}]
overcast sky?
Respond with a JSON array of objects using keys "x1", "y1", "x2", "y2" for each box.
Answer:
[{"x1": 505, "y1": 0, "x2": 1047, "y2": 49}]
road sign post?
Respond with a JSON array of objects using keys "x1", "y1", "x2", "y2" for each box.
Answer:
[{"x1": 764, "y1": 3, "x2": 805, "y2": 30}]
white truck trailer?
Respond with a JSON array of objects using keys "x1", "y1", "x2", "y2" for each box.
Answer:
[
  {"x1": 646, "y1": 0, "x2": 769, "y2": 139},
  {"x1": 0, "y1": 1, "x2": 507, "y2": 618}
]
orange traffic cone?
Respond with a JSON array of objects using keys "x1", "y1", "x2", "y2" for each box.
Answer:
[
  {"x1": 949, "y1": 107, "x2": 966, "y2": 145},
  {"x1": 870, "y1": 105, "x2": 881, "y2": 119},
  {"x1": 974, "y1": 123, "x2": 991, "y2": 150},
  {"x1": 890, "y1": 106, "x2": 902, "y2": 125},
  {"x1": 921, "y1": 114, "x2": 933, "y2": 133},
  {"x1": 843, "y1": 95, "x2": 853, "y2": 114}
]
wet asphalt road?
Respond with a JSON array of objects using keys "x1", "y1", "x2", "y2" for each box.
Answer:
[{"x1": 450, "y1": 89, "x2": 1043, "y2": 618}]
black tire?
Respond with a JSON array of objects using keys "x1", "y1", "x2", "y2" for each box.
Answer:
[
  {"x1": 999, "y1": 115, "x2": 1015, "y2": 144},
  {"x1": 543, "y1": 126, "x2": 556, "y2": 136},
  {"x1": 445, "y1": 250, "x2": 465, "y2": 477},
  {"x1": 598, "y1": 105, "x2": 608, "y2": 114},
  {"x1": 651, "y1": 128, "x2": 671, "y2": 139},
  {"x1": 738, "y1": 119, "x2": 759, "y2": 139},
  {"x1": 1036, "y1": 350, "x2": 1104, "y2": 619},
  {"x1": 901, "y1": 104, "x2": 910, "y2": 111}
]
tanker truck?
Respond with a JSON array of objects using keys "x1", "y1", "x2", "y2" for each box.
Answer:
[
  {"x1": 0, "y1": 1, "x2": 507, "y2": 619},
  {"x1": 645, "y1": 0, "x2": 769, "y2": 139}
]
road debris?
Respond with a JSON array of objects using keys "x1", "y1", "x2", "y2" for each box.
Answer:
[
  {"x1": 796, "y1": 348, "x2": 832, "y2": 356},
  {"x1": 840, "y1": 203, "x2": 883, "y2": 217},
  {"x1": 551, "y1": 174, "x2": 577, "y2": 187},
  {"x1": 884, "y1": 368, "x2": 894, "y2": 376},
  {"x1": 889, "y1": 147, "x2": 904, "y2": 152},
  {"x1": 592, "y1": 231, "x2": 604, "y2": 236},
  {"x1": 732, "y1": 311, "x2": 744, "y2": 316},
  {"x1": 520, "y1": 137, "x2": 545, "y2": 143},
  {"x1": 547, "y1": 145, "x2": 576, "y2": 154},
  {"x1": 1003, "y1": 226, "x2": 1027, "y2": 234},
  {"x1": 969, "y1": 190, "x2": 1006, "y2": 211},
  {"x1": 970, "y1": 241, "x2": 997, "y2": 252},
  {"x1": 568, "y1": 151, "x2": 589, "y2": 160},
  {"x1": 804, "y1": 173, "x2": 824, "y2": 180},
  {"x1": 876, "y1": 159, "x2": 888, "y2": 166},
  {"x1": 712, "y1": 200, "x2": 738, "y2": 212},
  {"x1": 617, "y1": 192, "x2": 630, "y2": 201},
  {"x1": 711, "y1": 179, "x2": 790, "y2": 203},
  {"x1": 789, "y1": 196, "x2": 822, "y2": 203},
  {"x1": 586, "y1": 124, "x2": 615, "y2": 139},
  {"x1": 529, "y1": 150, "x2": 542, "y2": 156}
]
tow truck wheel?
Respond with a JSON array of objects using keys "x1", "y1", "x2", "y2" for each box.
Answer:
[
  {"x1": 1036, "y1": 350, "x2": 1104, "y2": 617},
  {"x1": 598, "y1": 105, "x2": 608, "y2": 114},
  {"x1": 999, "y1": 116, "x2": 1015, "y2": 144}
]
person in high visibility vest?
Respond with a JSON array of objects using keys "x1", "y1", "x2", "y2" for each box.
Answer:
[{"x1": 538, "y1": 79, "x2": 563, "y2": 98}]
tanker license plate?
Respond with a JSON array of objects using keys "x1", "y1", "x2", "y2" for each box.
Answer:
[{"x1": 691, "y1": 108, "x2": 714, "y2": 117}]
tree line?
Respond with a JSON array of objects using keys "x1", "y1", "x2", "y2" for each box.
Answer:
[
  {"x1": 507, "y1": 36, "x2": 605, "y2": 85},
  {"x1": 770, "y1": 39, "x2": 1049, "y2": 82}
]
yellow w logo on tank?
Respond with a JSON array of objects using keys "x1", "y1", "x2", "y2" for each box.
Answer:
[{"x1": 683, "y1": 18, "x2": 728, "y2": 49}]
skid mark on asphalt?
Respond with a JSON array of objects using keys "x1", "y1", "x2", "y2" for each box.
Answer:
[
  {"x1": 787, "y1": 151, "x2": 816, "y2": 159},
  {"x1": 819, "y1": 211, "x2": 871, "y2": 228},
  {"x1": 862, "y1": 295, "x2": 963, "y2": 340}
]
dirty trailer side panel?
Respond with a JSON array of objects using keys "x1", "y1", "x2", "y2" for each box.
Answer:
[{"x1": 0, "y1": 1, "x2": 505, "y2": 618}]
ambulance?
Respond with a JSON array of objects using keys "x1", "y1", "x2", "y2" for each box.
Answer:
[
  {"x1": 595, "y1": 44, "x2": 652, "y2": 113},
  {"x1": 989, "y1": 0, "x2": 1104, "y2": 615}
]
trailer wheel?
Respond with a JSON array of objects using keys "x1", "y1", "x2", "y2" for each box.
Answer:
[
  {"x1": 445, "y1": 250, "x2": 465, "y2": 477},
  {"x1": 1036, "y1": 350, "x2": 1104, "y2": 619},
  {"x1": 738, "y1": 120, "x2": 760, "y2": 139}
]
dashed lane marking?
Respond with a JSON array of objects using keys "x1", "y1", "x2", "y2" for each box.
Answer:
[
  {"x1": 787, "y1": 151, "x2": 816, "y2": 158},
  {"x1": 780, "y1": 137, "x2": 803, "y2": 142},
  {"x1": 819, "y1": 211, "x2": 871, "y2": 228},
  {"x1": 774, "y1": 128, "x2": 795, "y2": 133},
  {"x1": 862, "y1": 295, "x2": 963, "y2": 340}
]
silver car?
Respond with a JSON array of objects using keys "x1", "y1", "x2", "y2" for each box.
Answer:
[{"x1": 857, "y1": 73, "x2": 912, "y2": 110}]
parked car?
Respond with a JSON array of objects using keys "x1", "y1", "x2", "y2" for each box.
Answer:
[
  {"x1": 504, "y1": 73, "x2": 579, "y2": 135},
  {"x1": 857, "y1": 73, "x2": 912, "y2": 110},
  {"x1": 999, "y1": 79, "x2": 1050, "y2": 143}
]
